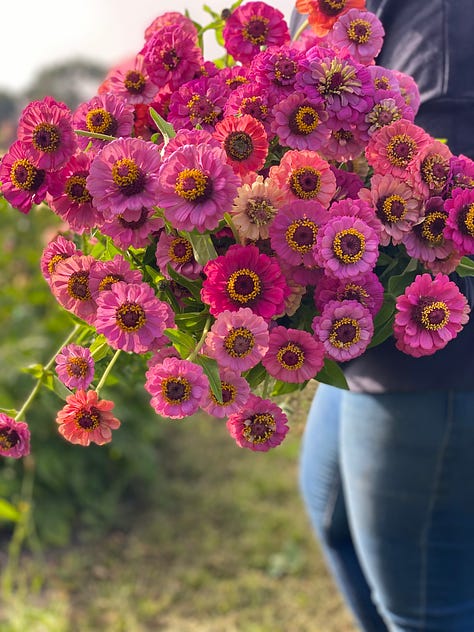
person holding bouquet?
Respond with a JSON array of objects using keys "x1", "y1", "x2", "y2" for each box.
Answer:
[{"x1": 292, "y1": 1, "x2": 474, "y2": 631}]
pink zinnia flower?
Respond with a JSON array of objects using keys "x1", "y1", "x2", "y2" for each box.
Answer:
[
  {"x1": 393, "y1": 273, "x2": 470, "y2": 357},
  {"x1": 142, "y1": 25, "x2": 202, "y2": 90},
  {"x1": 213, "y1": 114, "x2": 268, "y2": 177},
  {"x1": 156, "y1": 143, "x2": 240, "y2": 233},
  {"x1": 99, "y1": 207, "x2": 164, "y2": 250},
  {"x1": 200, "y1": 369, "x2": 251, "y2": 419},
  {"x1": 87, "y1": 137, "x2": 161, "y2": 218},
  {"x1": 368, "y1": 65, "x2": 401, "y2": 94},
  {"x1": 312, "y1": 299, "x2": 374, "y2": 361},
  {"x1": 262, "y1": 326, "x2": 325, "y2": 383},
  {"x1": 17, "y1": 96, "x2": 76, "y2": 171},
  {"x1": 168, "y1": 76, "x2": 226, "y2": 132},
  {"x1": 269, "y1": 149, "x2": 336, "y2": 208},
  {"x1": 358, "y1": 173, "x2": 423, "y2": 246},
  {"x1": 392, "y1": 70, "x2": 421, "y2": 114},
  {"x1": 295, "y1": 0, "x2": 365, "y2": 37},
  {"x1": 328, "y1": 9, "x2": 385, "y2": 65},
  {"x1": 55, "y1": 389, "x2": 120, "y2": 446},
  {"x1": 224, "y1": 83, "x2": 273, "y2": 136},
  {"x1": 365, "y1": 119, "x2": 431, "y2": 178},
  {"x1": 0, "y1": 414, "x2": 30, "y2": 459},
  {"x1": 269, "y1": 199, "x2": 328, "y2": 267},
  {"x1": 0, "y1": 141, "x2": 49, "y2": 213},
  {"x1": 51, "y1": 254, "x2": 97, "y2": 324},
  {"x1": 106, "y1": 54, "x2": 157, "y2": 105},
  {"x1": 223, "y1": 2, "x2": 290, "y2": 66},
  {"x1": 40, "y1": 235, "x2": 81, "y2": 283},
  {"x1": 410, "y1": 139, "x2": 452, "y2": 198},
  {"x1": 271, "y1": 91, "x2": 330, "y2": 151},
  {"x1": 315, "y1": 215, "x2": 380, "y2": 279},
  {"x1": 226, "y1": 394, "x2": 289, "y2": 452},
  {"x1": 314, "y1": 272, "x2": 384, "y2": 318},
  {"x1": 444, "y1": 188, "x2": 474, "y2": 256},
  {"x1": 73, "y1": 93, "x2": 135, "y2": 152},
  {"x1": 155, "y1": 231, "x2": 202, "y2": 280},
  {"x1": 204, "y1": 307, "x2": 269, "y2": 372},
  {"x1": 250, "y1": 45, "x2": 304, "y2": 105},
  {"x1": 145, "y1": 357, "x2": 209, "y2": 419},
  {"x1": 144, "y1": 12, "x2": 198, "y2": 41},
  {"x1": 201, "y1": 244, "x2": 290, "y2": 319},
  {"x1": 230, "y1": 175, "x2": 285, "y2": 241},
  {"x1": 95, "y1": 281, "x2": 172, "y2": 354},
  {"x1": 364, "y1": 90, "x2": 415, "y2": 137},
  {"x1": 55, "y1": 344, "x2": 95, "y2": 391},
  {"x1": 46, "y1": 152, "x2": 102, "y2": 234},
  {"x1": 88, "y1": 254, "x2": 143, "y2": 298},
  {"x1": 402, "y1": 197, "x2": 454, "y2": 264},
  {"x1": 321, "y1": 121, "x2": 367, "y2": 162}
]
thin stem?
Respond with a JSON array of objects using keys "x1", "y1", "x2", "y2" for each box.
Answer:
[
  {"x1": 292, "y1": 18, "x2": 309, "y2": 42},
  {"x1": 187, "y1": 316, "x2": 212, "y2": 362},
  {"x1": 14, "y1": 324, "x2": 81, "y2": 421},
  {"x1": 95, "y1": 349, "x2": 122, "y2": 396},
  {"x1": 74, "y1": 129, "x2": 117, "y2": 142}
]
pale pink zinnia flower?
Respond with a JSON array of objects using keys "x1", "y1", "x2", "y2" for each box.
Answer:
[
  {"x1": 231, "y1": 175, "x2": 286, "y2": 241},
  {"x1": 262, "y1": 326, "x2": 325, "y2": 383},
  {"x1": 55, "y1": 344, "x2": 95, "y2": 391},
  {"x1": 393, "y1": 273, "x2": 470, "y2": 357},
  {"x1": 0, "y1": 414, "x2": 30, "y2": 459},
  {"x1": 55, "y1": 390, "x2": 120, "y2": 446},
  {"x1": 226, "y1": 394, "x2": 289, "y2": 452}
]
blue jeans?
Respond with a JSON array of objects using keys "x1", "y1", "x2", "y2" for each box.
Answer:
[{"x1": 300, "y1": 383, "x2": 474, "y2": 631}]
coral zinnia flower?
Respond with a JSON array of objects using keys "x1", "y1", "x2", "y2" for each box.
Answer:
[
  {"x1": 73, "y1": 93, "x2": 135, "y2": 152},
  {"x1": 223, "y1": 2, "x2": 290, "y2": 65},
  {"x1": 312, "y1": 299, "x2": 374, "y2": 361},
  {"x1": 145, "y1": 357, "x2": 209, "y2": 419},
  {"x1": 157, "y1": 143, "x2": 241, "y2": 233},
  {"x1": 201, "y1": 244, "x2": 290, "y2": 319},
  {"x1": 226, "y1": 394, "x2": 289, "y2": 452},
  {"x1": 393, "y1": 273, "x2": 470, "y2": 357},
  {"x1": 87, "y1": 137, "x2": 162, "y2": 218},
  {"x1": 262, "y1": 326, "x2": 325, "y2": 383},
  {"x1": 95, "y1": 281, "x2": 173, "y2": 354},
  {"x1": 204, "y1": 307, "x2": 270, "y2": 372},
  {"x1": 269, "y1": 149, "x2": 336, "y2": 208},
  {"x1": 0, "y1": 140, "x2": 49, "y2": 213},
  {"x1": 231, "y1": 175, "x2": 285, "y2": 241},
  {"x1": 55, "y1": 344, "x2": 95, "y2": 391},
  {"x1": 56, "y1": 390, "x2": 120, "y2": 446},
  {"x1": 365, "y1": 119, "x2": 431, "y2": 178},
  {"x1": 17, "y1": 96, "x2": 77, "y2": 171},
  {"x1": 51, "y1": 254, "x2": 98, "y2": 324},
  {"x1": 271, "y1": 91, "x2": 330, "y2": 151},
  {"x1": 0, "y1": 414, "x2": 30, "y2": 459},
  {"x1": 200, "y1": 369, "x2": 251, "y2": 419},
  {"x1": 213, "y1": 114, "x2": 268, "y2": 177},
  {"x1": 295, "y1": 0, "x2": 365, "y2": 36}
]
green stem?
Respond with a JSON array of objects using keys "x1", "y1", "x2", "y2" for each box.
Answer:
[
  {"x1": 14, "y1": 324, "x2": 81, "y2": 421},
  {"x1": 95, "y1": 349, "x2": 122, "y2": 397},
  {"x1": 292, "y1": 18, "x2": 309, "y2": 42},
  {"x1": 187, "y1": 316, "x2": 212, "y2": 362},
  {"x1": 74, "y1": 129, "x2": 117, "y2": 142}
]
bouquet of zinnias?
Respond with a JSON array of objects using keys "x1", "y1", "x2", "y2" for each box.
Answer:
[{"x1": 1, "y1": 0, "x2": 473, "y2": 458}]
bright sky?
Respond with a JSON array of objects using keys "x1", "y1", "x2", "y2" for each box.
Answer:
[{"x1": 1, "y1": 0, "x2": 295, "y2": 94}]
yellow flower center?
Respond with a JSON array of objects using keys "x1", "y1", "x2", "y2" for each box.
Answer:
[
  {"x1": 86, "y1": 108, "x2": 117, "y2": 135},
  {"x1": 242, "y1": 413, "x2": 276, "y2": 444},
  {"x1": 174, "y1": 168, "x2": 210, "y2": 201},
  {"x1": 116, "y1": 302, "x2": 146, "y2": 332},
  {"x1": 420, "y1": 300, "x2": 450, "y2": 331},
  {"x1": 285, "y1": 219, "x2": 318, "y2": 254},
  {"x1": 276, "y1": 343, "x2": 305, "y2": 370},
  {"x1": 386, "y1": 133, "x2": 417, "y2": 168},
  {"x1": 161, "y1": 377, "x2": 191, "y2": 404},
  {"x1": 329, "y1": 318, "x2": 361, "y2": 348},
  {"x1": 289, "y1": 167, "x2": 322, "y2": 199},
  {"x1": 226, "y1": 269, "x2": 261, "y2": 304},
  {"x1": 332, "y1": 228, "x2": 366, "y2": 263},
  {"x1": 347, "y1": 19, "x2": 372, "y2": 44},
  {"x1": 224, "y1": 327, "x2": 255, "y2": 358}
]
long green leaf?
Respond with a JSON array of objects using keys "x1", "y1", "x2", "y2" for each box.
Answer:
[
  {"x1": 0, "y1": 499, "x2": 20, "y2": 523},
  {"x1": 315, "y1": 359, "x2": 349, "y2": 390},
  {"x1": 187, "y1": 232, "x2": 218, "y2": 266},
  {"x1": 194, "y1": 355, "x2": 222, "y2": 403},
  {"x1": 456, "y1": 256, "x2": 474, "y2": 277}
]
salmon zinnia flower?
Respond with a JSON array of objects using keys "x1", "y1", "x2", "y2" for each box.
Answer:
[{"x1": 56, "y1": 390, "x2": 121, "y2": 446}]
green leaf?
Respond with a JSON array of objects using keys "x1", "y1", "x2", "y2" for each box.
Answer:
[
  {"x1": 163, "y1": 328, "x2": 196, "y2": 358},
  {"x1": 194, "y1": 355, "x2": 222, "y2": 403},
  {"x1": 149, "y1": 108, "x2": 176, "y2": 144},
  {"x1": 89, "y1": 334, "x2": 111, "y2": 362},
  {"x1": 369, "y1": 295, "x2": 396, "y2": 348},
  {"x1": 315, "y1": 359, "x2": 349, "y2": 390},
  {"x1": 387, "y1": 269, "x2": 418, "y2": 297},
  {"x1": 175, "y1": 311, "x2": 211, "y2": 335},
  {"x1": 166, "y1": 264, "x2": 203, "y2": 301},
  {"x1": 271, "y1": 380, "x2": 307, "y2": 397},
  {"x1": 0, "y1": 408, "x2": 19, "y2": 417},
  {"x1": 243, "y1": 363, "x2": 268, "y2": 390},
  {"x1": 187, "y1": 232, "x2": 218, "y2": 266},
  {"x1": 22, "y1": 363, "x2": 45, "y2": 379},
  {"x1": 456, "y1": 256, "x2": 474, "y2": 277},
  {"x1": 0, "y1": 498, "x2": 20, "y2": 523},
  {"x1": 51, "y1": 377, "x2": 73, "y2": 401}
]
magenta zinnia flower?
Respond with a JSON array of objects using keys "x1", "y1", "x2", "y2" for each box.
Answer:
[
  {"x1": 40, "y1": 235, "x2": 81, "y2": 283},
  {"x1": 55, "y1": 389, "x2": 120, "y2": 446},
  {"x1": 0, "y1": 414, "x2": 30, "y2": 459},
  {"x1": 315, "y1": 215, "x2": 380, "y2": 279},
  {"x1": 226, "y1": 394, "x2": 289, "y2": 452},
  {"x1": 262, "y1": 326, "x2": 325, "y2": 383},
  {"x1": 328, "y1": 9, "x2": 385, "y2": 65},
  {"x1": 312, "y1": 299, "x2": 374, "y2": 362},
  {"x1": 443, "y1": 188, "x2": 474, "y2": 256},
  {"x1": 271, "y1": 91, "x2": 330, "y2": 151},
  {"x1": 0, "y1": 141, "x2": 49, "y2": 213},
  {"x1": 204, "y1": 307, "x2": 270, "y2": 372},
  {"x1": 55, "y1": 344, "x2": 95, "y2": 391},
  {"x1": 213, "y1": 114, "x2": 268, "y2": 177},
  {"x1": 73, "y1": 93, "x2": 135, "y2": 152},
  {"x1": 223, "y1": 2, "x2": 290, "y2": 66},
  {"x1": 200, "y1": 369, "x2": 251, "y2": 419},
  {"x1": 106, "y1": 54, "x2": 157, "y2": 105},
  {"x1": 201, "y1": 244, "x2": 290, "y2": 319},
  {"x1": 51, "y1": 254, "x2": 97, "y2": 324},
  {"x1": 167, "y1": 76, "x2": 226, "y2": 132},
  {"x1": 157, "y1": 143, "x2": 241, "y2": 233},
  {"x1": 88, "y1": 254, "x2": 143, "y2": 298},
  {"x1": 224, "y1": 83, "x2": 273, "y2": 136},
  {"x1": 250, "y1": 45, "x2": 304, "y2": 103},
  {"x1": 314, "y1": 272, "x2": 385, "y2": 318},
  {"x1": 87, "y1": 137, "x2": 161, "y2": 218},
  {"x1": 95, "y1": 281, "x2": 172, "y2": 354},
  {"x1": 99, "y1": 207, "x2": 164, "y2": 250},
  {"x1": 393, "y1": 273, "x2": 470, "y2": 357},
  {"x1": 17, "y1": 96, "x2": 77, "y2": 171},
  {"x1": 145, "y1": 357, "x2": 209, "y2": 419}
]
